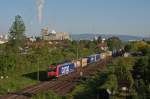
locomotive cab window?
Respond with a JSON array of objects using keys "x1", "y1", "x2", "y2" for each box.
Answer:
[{"x1": 48, "y1": 67, "x2": 56, "y2": 72}]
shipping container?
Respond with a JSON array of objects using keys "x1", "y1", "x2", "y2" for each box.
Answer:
[
  {"x1": 87, "y1": 55, "x2": 95, "y2": 64},
  {"x1": 76, "y1": 60, "x2": 81, "y2": 67},
  {"x1": 101, "y1": 53, "x2": 107, "y2": 59},
  {"x1": 72, "y1": 60, "x2": 81, "y2": 68},
  {"x1": 107, "y1": 51, "x2": 112, "y2": 56},
  {"x1": 112, "y1": 50, "x2": 117, "y2": 57},
  {"x1": 58, "y1": 63, "x2": 75, "y2": 76},
  {"x1": 81, "y1": 58, "x2": 88, "y2": 67},
  {"x1": 95, "y1": 54, "x2": 100, "y2": 61}
]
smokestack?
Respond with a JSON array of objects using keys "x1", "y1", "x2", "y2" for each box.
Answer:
[{"x1": 36, "y1": 0, "x2": 45, "y2": 24}]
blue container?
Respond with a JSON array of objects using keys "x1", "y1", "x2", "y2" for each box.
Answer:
[
  {"x1": 112, "y1": 50, "x2": 117, "y2": 57},
  {"x1": 87, "y1": 55, "x2": 95, "y2": 64},
  {"x1": 95, "y1": 54, "x2": 100, "y2": 61},
  {"x1": 58, "y1": 63, "x2": 75, "y2": 76}
]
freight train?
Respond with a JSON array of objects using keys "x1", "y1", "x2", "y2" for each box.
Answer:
[{"x1": 47, "y1": 49, "x2": 124, "y2": 79}]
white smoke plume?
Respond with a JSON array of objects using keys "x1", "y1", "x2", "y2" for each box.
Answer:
[{"x1": 36, "y1": 0, "x2": 45, "y2": 24}]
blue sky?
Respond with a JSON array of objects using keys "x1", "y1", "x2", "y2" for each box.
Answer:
[{"x1": 0, "y1": 0, "x2": 150, "y2": 37}]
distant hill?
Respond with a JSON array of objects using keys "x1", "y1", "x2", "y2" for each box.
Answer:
[{"x1": 71, "y1": 34, "x2": 147, "y2": 41}]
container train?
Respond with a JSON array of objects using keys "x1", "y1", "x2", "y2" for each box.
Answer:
[{"x1": 47, "y1": 49, "x2": 124, "y2": 79}]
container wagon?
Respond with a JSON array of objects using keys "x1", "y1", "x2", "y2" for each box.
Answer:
[
  {"x1": 95, "y1": 54, "x2": 100, "y2": 61},
  {"x1": 72, "y1": 59, "x2": 81, "y2": 68},
  {"x1": 81, "y1": 58, "x2": 88, "y2": 67},
  {"x1": 87, "y1": 55, "x2": 95, "y2": 64},
  {"x1": 100, "y1": 53, "x2": 107, "y2": 59},
  {"x1": 107, "y1": 51, "x2": 112, "y2": 56},
  {"x1": 72, "y1": 58, "x2": 88, "y2": 68},
  {"x1": 112, "y1": 50, "x2": 117, "y2": 57}
]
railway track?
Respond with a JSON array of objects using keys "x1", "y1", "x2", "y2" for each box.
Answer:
[{"x1": 0, "y1": 57, "x2": 112, "y2": 99}]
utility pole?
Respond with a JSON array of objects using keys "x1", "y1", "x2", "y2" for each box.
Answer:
[
  {"x1": 76, "y1": 40, "x2": 79, "y2": 73},
  {"x1": 77, "y1": 42, "x2": 78, "y2": 61},
  {"x1": 37, "y1": 60, "x2": 39, "y2": 81},
  {"x1": 37, "y1": 49, "x2": 40, "y2": 81}
]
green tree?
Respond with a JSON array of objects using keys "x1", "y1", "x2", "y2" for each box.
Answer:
[
  {"x1": 8, "y1": 15, "x2": 26, "y2": 48},
  {"x1": 124, "y1": 43, "x2": 132, "y2": 52},
  {"x1": 133, "y1": 56, "x2": 150, "y2": 98},
  {"x1": 140, "y1": 46, "x2": 150, "y2": 55},
  {"x1": 114, "y1": 58, "x2": 134, "y2": 89},
  {"x1": 133, "y1": 57, "x2": 148, "y2": 82},
  {"x1": 106, "y1": 36, "x2": 123, "y2": 50},
  {"x1": 100, "y1": 74, "x2": 118, "y2": 95},
  {"x1": 97, "y1": 36, "x2": 102, "y2": 43}
]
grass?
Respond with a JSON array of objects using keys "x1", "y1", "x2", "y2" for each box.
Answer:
[
  {"x1": 0, "y1": 65, "x2": 47, "y2": 96},
  {"x1": 0, "y1": 72, "x2": 39, "y2": 95}
]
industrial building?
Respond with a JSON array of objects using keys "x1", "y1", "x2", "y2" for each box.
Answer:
[{"x1": 42, "y1": 28, "x2": 71, "y2": 41}]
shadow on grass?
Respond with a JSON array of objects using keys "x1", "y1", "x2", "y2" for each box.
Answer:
[{"x1": 22, "y1": 71, "x2": 48, "y2": 81}]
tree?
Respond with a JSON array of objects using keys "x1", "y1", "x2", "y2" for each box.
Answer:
[
  {"x1": 8, "y1": 15, "x2": 26, "y2": 48},
  {"x1": 124, "y1": 43, "x2": 133, "y2": 52},
  {"x1": 35, "y1": 36, "x2": 42, "y2": 41},
  {"x1": 97, "y1": 36, "x2": 102, "y2": 43},
  {"x1": 140, "y1": 46, "x2": 150, "y2": 55},
  {"x1": 133, "y1": 57, "x2": 148, "y2": 82},
  {"x1": 106, "y1": 36, "x2": 123, "y2": 50},
  {"x1": 99, "y1": 74, "x2": 118, "y2": 95},
  {"x1": 114, "y1": 58, "x2": 134, "y2": 89}
]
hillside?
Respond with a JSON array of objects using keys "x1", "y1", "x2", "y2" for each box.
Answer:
[{"x1": 71, "y1": 34, "x2": 146, "y2": 41}]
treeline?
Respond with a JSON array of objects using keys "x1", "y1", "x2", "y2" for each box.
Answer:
[{"x1": 125, "y1": 40, "x2": 150, "y2": 55}]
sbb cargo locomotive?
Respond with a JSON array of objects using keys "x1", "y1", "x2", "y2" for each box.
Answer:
[
  {"x1": 47, "y1": 50, "x2": 124, "y2": 79},
  {"x1": 48, "y1": 62, "x2": 75, "y2": 78}
]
